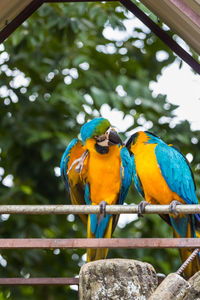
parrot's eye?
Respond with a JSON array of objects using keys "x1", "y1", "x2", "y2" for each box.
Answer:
[
  {"x1": 106, "y1": 127, "x2": 116, "y2": 134},
  {"x1": 105, "y1": 127, "x2": 112, "y2": 137}
]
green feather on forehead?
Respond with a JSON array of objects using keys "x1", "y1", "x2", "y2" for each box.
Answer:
[{"x1": 81, "y1": 118, "x2": 110, "y2": 144}]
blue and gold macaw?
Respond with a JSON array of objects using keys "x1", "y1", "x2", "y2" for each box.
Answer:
[
  {"x1": 61, "y1": 118, "x2": 132, "y2": 262},
  {"x1": 126, "y1": 131, "x2": 200, "y2": 278}
]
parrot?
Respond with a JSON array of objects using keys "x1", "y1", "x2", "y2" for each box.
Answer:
[
  {"x1": 60, "y1": 117, "x2": 132, "y2": 262},
  {"x1": 126, "y1": 130, "x2": 200, "y2": 278}
]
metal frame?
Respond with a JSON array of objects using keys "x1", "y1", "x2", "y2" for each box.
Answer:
[
  {"x1": 0, "y1": 0, "x2": 200, "y2": 287},
  {"x1": 0, "y1": 0, "x2": 199, "y2": 73},
  {"x1": 0, "y1": 204, "x2": 199, "y2": 285}
]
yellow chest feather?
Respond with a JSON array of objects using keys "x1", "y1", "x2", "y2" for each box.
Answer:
[{"x1": 84, "y1": 140, "x2": 121, "y2": 205}]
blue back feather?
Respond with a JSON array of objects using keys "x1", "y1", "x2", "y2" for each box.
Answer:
[{"x1": 119, "y1": 147, "x2": 133, "y2": 204}]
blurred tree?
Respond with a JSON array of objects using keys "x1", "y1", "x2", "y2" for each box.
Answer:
[{"x1": 0, "y1": 1, "x2": 200, "y2": 299}]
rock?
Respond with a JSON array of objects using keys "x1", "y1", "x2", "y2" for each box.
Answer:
[
  {"x1": 156, "y1": 273, "x2": 166, "y2": 284},
  {"x1": 183, "y1": 270, "x2": 200, "y2": 299},
  {"x1": 79, "y1": 258, "x2": 158, "y2": 300},
  {"x1": 149, "y1": 273, "x2": 191, "y2": 300}
]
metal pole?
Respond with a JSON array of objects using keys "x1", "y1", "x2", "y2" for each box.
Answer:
[{"x1": 0, "y1": 204, "x2": 199, "y2": 214}]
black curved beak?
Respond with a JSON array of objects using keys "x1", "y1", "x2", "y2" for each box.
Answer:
[{"x1": 108, "y1": 129, "x2": 123, "y2": 145}]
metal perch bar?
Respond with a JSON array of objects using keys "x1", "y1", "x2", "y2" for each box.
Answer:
[
  {"x1": 0, "y1": 204, "x2": 200, "y2": 214},
  {"x1": 0, "y1": 238, "x2": 200, "y2": 249}
]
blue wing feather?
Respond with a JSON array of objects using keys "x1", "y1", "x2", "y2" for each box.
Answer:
[
  {"x1": 90, "y1": 214, "x2": 111, "y2": 238},
  {"x1": 155, "y1": 143, "x2": 197, "y2": 205},
  {"x1": 155, "y1": 143, "x2": 200, "y2": 223},
  {"x1": 84, "y1": 183, "x2": 91, "y2": 205},
  {"x1": 60, "y1": 138, "x2": 79, "y2": 194},
  {"x1": 131, "y1": 153, "x2": 144, "y2": 198}
]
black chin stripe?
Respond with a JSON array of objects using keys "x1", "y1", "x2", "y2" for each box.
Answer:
[{"x1": 95, "y1": 143, "x2": 109, "y2": 154}]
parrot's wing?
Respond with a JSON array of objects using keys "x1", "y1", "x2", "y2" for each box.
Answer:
[
  {"x1": 119, "y1": 146, "x2": 133, "y2": 204},
  {"x1": 125, "y1": 144, "x2": 144, "y2": 198},
  {"x1": 110, "y1": 147, "x2": 133, "y2": 235},
  {"x1": 60, "y1": 138, "x2": 87, "y2": 225},
  {"x1": 155, "y1": 143, "x2": 200, "y2": 273},
  {"x1": 132, "y1": 153, "x2": 144, "y2": 198},
  {"x1": 155, "y1": 143, "x2": 197, "y2": 205}
]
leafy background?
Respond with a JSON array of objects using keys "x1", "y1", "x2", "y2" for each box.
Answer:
[{"x1": 0, "y1": 2, "x2": 200, "y2": 299}]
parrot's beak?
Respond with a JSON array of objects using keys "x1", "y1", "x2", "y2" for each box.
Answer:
[{"x1": 108, "y1": 129, "x2": 123, "y2": 145}]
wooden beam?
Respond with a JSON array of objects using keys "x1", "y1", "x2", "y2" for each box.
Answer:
[
  {"x1": 140, "y1": 0, "x2": 200, "y2": 56},
  {"x1": 0, "y1": 0, "x2": 43, "y2": 43},
  {"x1": 0, "y1": 0, "x2": 33, "y2": 32},
  {"x1": 0, "y1": 0, "x2": 199, "y2": 74}
]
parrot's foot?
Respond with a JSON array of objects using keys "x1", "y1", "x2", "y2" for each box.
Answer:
[
  {"x1": 99, "y1": 201, "x2": 107, "y2": 218},
  {"x1": 67, "y1": 150, "x2": 89, "y2": 174},
  {"x1": 138, "y1": 201, "x2": 150, "y2": 217},
  {"x1": 169, "y1": 200, "x2": 182, "y2": 217},
  {"x1": 75, "y1": 150, "x2": 89, "y2": 173}
]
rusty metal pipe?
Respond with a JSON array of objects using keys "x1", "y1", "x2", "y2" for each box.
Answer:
[
  {"x1": 0, "y1": 238, "x2": 199, "y2": 249},
  {"x1": 0, "y1": 277, "x2": 79, "y2": 285}
]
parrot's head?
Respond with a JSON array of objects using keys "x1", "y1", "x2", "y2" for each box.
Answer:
[
  {"x1": 80, "y1": 118, "x2": 122, "y2": 151},
  {"x1": 126, "y1": 131, "x2": 161, "y2": 154}
]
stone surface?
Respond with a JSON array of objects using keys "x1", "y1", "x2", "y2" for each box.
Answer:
[
  {"x1": 149, "y1": 273, "x2": 191, "y2": 300},
  {"x1": 183, "y1": 270, "x2": 200, "y2": 299},
  {"x1": 79, "y1": 258, "x2": 158, "y2": 300}
]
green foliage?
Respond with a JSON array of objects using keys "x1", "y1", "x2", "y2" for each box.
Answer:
[{"x1": 0, "y1": 2, "x2": 200, "y2": 299}]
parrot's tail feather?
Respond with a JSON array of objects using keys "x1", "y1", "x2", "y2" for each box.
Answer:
[
  {"x1": 87, "y1": 215, "x2": 113, "y2": 263},
  {"x1": 195, "y1": 213, "x2": 200, "y2": 223}
]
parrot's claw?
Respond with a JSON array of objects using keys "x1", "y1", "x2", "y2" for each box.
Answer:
[
  {"x1": 138, "y1": 201, "x2": 150, "y2": 217},
  {"x1": 67, "y1": 150, "x2": 89, "y2": 174},
  {"x1": 169, "y1": 200, "x2": 182, "y2": 217},
  {"x1": 99, "y1": 201, "x2": 107, "y2": 218},
  {"x1": 75, "y1": 161, "x2": 84, "y2": 173},
  {"x1": 75, "y1": 150, "x2": 89, "y2": 173}
]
